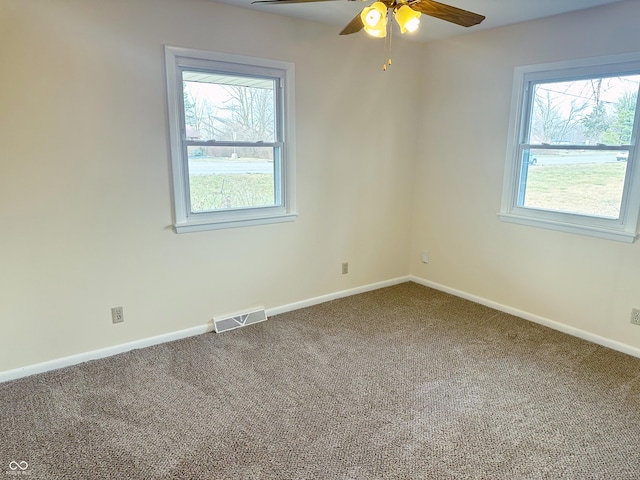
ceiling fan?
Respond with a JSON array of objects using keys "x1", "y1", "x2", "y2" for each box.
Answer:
[{"x1": 250, "y1": 0, "x2": 485, "y2": 38}]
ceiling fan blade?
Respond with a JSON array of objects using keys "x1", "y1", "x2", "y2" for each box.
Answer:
[
  {"x1": 339, "y1": 12, "x2": 364, "y2": 35},
  {"x1": 409, "y1": 0, "x2": 485, "y2": 27}
]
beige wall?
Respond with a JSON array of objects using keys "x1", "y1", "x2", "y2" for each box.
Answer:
[
  {"x1": 3, "y1": 0, "x2": 640, "y2": 375},
  {"x1": 410, "y1": 1, "x2": 640, "y2": 350},
  {"x1": 0, "y1": 0, "x2": 419, "y2": 371}
]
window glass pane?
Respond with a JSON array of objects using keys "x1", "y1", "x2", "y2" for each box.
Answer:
[
  {"x1": 528, "y1": 75, "x2": 640, "y2": 146},
  {"x1": 182, "y1": 71, "x2": 276, "y2": 143},
  {"x1": 187, "y1": 146, "x2": 276, "y2": 213},
  {"x1": 519, "y1": 148, "x2": 627, "y2": 218}
]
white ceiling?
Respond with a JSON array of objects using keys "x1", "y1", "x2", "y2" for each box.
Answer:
[{"x1": 211, "y1": 0, "x2": 627, "y2": 42}]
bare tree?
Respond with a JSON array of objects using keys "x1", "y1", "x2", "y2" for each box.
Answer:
[
  {"x1": 581, "y1": 79, "x2": 610, "y2": 144},
  {"x1": 531, "y1": 85, "x2": 589, "y2": 144},
  {"x1": 222, "y1": 85, "x2": 275, "y2": 142},
  {"x1": 184, "y1": 87, "x2": 224, "y2": 141}
]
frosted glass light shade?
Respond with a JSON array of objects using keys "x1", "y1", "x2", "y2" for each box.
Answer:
[
  {"x1": 395, "y1": 5, "x2": 421, "y2": 34},
  {"x1": 360, "y1": 2, "x2": 388, "y2": 38}
]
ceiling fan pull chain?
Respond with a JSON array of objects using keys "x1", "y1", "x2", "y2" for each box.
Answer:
[
  {"x1": 384, "y1": 18, "x2": 393, "y2": 70},
  {"x1": 382, "y1": 32, "x2": 389, "y2": 70},
  {"x1": 381, "y1": 19, "x2": 387, "y2": 70}
]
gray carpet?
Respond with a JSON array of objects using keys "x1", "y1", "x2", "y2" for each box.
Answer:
[{"x1": 2, "y1": 282, "x2": 640, "y2": 479}]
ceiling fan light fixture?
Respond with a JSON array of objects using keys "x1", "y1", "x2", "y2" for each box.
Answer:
[
  {"x1": 395, "y1": 5, "x2": 421, "y2": 33},
  {"x1": 360, "y1": 2, "x2": 388, "y2": 38}
]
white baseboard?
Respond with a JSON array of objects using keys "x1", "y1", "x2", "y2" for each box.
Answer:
[
  {"x1": 0, "y1": 324, "x2": 211, "y2": 384},
  {"x1": 266, "y1": 276, "x2": 411, "y2": 316},
  {"x1": 0, "y1": 276, "x2": 411, "y2": 384},
  {"x1": 409, "y1": 275, "x2": 640, "y2": 360}
]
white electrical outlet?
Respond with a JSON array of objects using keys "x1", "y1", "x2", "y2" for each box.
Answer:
[
  {"x1": 342, "y1": 262, "x2": 349, "y2": 275},
  {"x1": 631, "y1": 308, "x2": 640, "y2": 326},
  {"x1": 421, "y1": 251, "x2": 430, "y2": 264},
  {"x1": 111, "y1": 306, "x2": 124, "y2": 324}
]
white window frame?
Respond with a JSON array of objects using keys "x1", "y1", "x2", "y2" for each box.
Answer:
[
  {"x1": 164, "y1": 46, "x2": 297, "y2": 233},
  {"x1": 499, "y1": 52, "x2": 640, "y2": 243}
]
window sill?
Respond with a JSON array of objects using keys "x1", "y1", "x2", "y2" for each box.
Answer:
[
  {"x1": 497, "y1": 213, "x2": 638, "y2": 243},
  {"x1": 175, "y1": 212, "x2": 298, "y2": 234}
]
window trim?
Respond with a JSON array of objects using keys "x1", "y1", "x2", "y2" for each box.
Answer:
[
  {"x1": 164, "y1": 46, "x2": 297, "y2": 233},
  {"x1": 499, "y1": 52, "x2": 640, "y2": 243}
]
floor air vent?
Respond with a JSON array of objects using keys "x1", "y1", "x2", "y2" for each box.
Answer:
[{"x1": 214, "y1": 307, "x2": 267, "y2": 333}]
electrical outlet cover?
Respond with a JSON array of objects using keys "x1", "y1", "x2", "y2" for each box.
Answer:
[{"x1": 111, "y1": 306, "x2": 124, "y2": 324}]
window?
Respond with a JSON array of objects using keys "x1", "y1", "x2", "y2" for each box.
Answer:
[
  {"x1": 164, "y1": 46, "x2": 296, "y2": 233},
  {"x1": 500, "y1": 53, "x2": 640, "y2": 243}
]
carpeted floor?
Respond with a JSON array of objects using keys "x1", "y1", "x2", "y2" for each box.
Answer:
[{"x1": 2, "y1": 282, "x2": 640, "y2": 479}]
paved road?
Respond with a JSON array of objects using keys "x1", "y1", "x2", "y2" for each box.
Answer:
[
  {"x1": 188, "y1": 160, "x2": 273, "y2": 175},
  {"x1": 531, "y1": 153, "x2": 624, "y2": 165}
]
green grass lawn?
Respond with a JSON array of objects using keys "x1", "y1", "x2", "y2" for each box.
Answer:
[
  {"x1": 189, "y1": 174, "x2": 274, "y2": 212},
  {"x1": 189, "y1": 162, "x2": 626, "y2": 218},
  {"x1": 524, "y1": 162, "x2": 627, "y2": 218}
]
